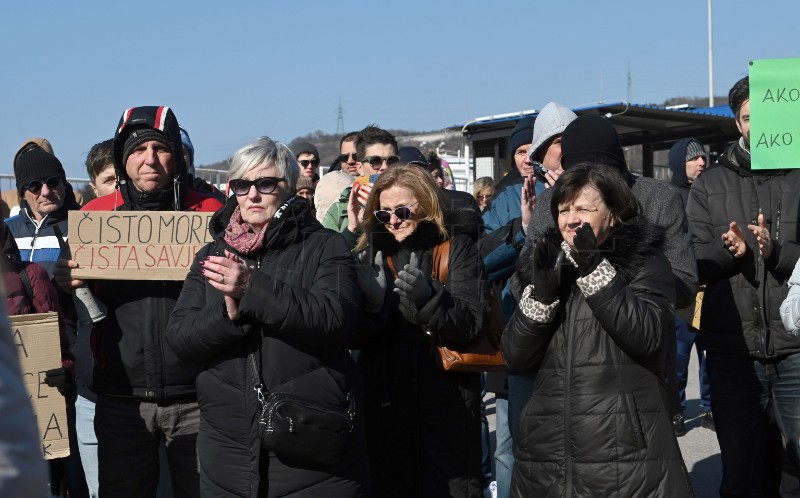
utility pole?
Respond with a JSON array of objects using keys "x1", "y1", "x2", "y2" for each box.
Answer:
[
  {"x1": 708, "y1": 0, "x2": 714, "y2": 106},
  {"x1": 336, "y1": 96, "x2": 345, "y2": 134}
]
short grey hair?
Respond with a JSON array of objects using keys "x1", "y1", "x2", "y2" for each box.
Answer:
[{"x1": 228, "y1": 136, "x2": 300, "y2": 191}]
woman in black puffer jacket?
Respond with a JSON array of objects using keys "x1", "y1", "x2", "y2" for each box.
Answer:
[
  {"x1": 167, "y1": 137, "x2": 369, "y2": 497},
  {"x1": 502, "y1": 163, "x2": 693, "y2": 497}
]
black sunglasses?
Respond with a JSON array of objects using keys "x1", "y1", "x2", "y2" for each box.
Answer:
[
  {"x1": 362, "y1": 155, "x2": 400, "y2": 169},
  {"x1": 373, "y1": 201, "x2": 419, "y2": 224},
  {"x1": 25, "y1": 176, "x2": 63, "y2": 194},
  {"x1": 229, "y1": 177, "x2": 286, "y2": 196},
  {"x1": 338, "y1": 153, "x2": 358, "y2": 163},
  {"x1": 298, "y1": 159, "x2": 319, "y2": 168}
]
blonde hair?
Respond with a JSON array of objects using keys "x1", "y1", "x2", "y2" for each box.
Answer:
[
  {"x1": 473, "y1": 176, "x2": 495, "y2": 198},
  {"x1": 355, "y1": 165, "x2": 449, "y2": 252}
]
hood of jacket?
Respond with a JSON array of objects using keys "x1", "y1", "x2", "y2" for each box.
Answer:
[
  {"x1": 668, "y1": 138, "x2": 694, "y2": 189},
  {"x1": 113, "y1": 106, "x2": 191, "y2": 210},
  {"x1": 515, "y1": 216, "x2": 666, "y2": 291},
  {"x1": 367, "y1": 207, "x2": 484, "y2": 257},
  {"x1": 209, "y1": 195, "x2": 320, "y2": 255}
]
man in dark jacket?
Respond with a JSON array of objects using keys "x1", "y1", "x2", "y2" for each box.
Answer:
[
  {"x1": 55, "y1": 106, "x2": 224, "y2": 498},
  {"x1": 6, "y1": 143, "x2": 82, "y2": 277},
  {"x1": 687, "y1": 76, "x2": 800, "y2": 498},
  {"x1": 668, "y1": 138, "x2": 712, "y2": 437}
]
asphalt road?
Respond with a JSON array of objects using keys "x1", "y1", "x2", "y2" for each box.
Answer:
[{"x1": 484, "y1": 351, "x2": 722, "y2": 497}]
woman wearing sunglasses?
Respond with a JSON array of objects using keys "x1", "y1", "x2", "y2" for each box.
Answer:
[
  {"x1": 351, "y1": 165, "x2": 489, "y2": 497},
  {"x1": 167, "y1": 137, "x2": 369, "y2": 497}
]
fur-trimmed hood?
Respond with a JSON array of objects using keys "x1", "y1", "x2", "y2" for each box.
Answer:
[
  {"x1": 515, "y1": 215, "x2": 666, "y2": 290},
  {"x1": 367, "y1": 207, "x2": 483, "y2": 256}
]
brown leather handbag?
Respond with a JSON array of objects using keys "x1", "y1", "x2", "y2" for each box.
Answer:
[{"x1": 388, "y1": 239, "x2": 506, "y2": 373}]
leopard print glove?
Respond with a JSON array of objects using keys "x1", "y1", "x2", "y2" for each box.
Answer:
[
  {"x1": 519, "y1": 284, "x2": 560, "y2": 323},
  {"x1": 575, "y1": 259, "x2": 616, "y2": 297}
]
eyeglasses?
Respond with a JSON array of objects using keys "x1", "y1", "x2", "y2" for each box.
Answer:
[
  {"x1": 477, "y1": 194, "x2": 492, "y2": 200},
  {"x1": 229, "y1": 177, "x2": 286, "y2": 196},
  {"x1": 25, "y1": 176, "x2": 63, "y2": 194},
  {"x1": 298, "y1": 159, "x2": 319, "y2": 168},
  {"x1": 338, "y1": 153, "x2": 358, "y2": 163},
  {"x1": 362, "y1": 155, "x2": 400, "y2": 169},
  {"x1": 373, "y1": 201, "x2": 419, "y2": 224}
]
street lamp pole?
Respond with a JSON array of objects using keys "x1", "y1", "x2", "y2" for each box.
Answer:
[{"x1": 708, "y1": 0, "x2": 714, "y2": 106}]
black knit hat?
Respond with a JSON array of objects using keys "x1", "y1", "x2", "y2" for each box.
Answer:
[
  {"x1": 293, "y1": 142, "x2": 319, "y2": 161},
  {"x1": 685, "y1": 139, "x2": 706, "y2": 161},
  {"x1": 508, "y1": 117, "x2": 535, "y2": 157},
  {"x1": 561, "y1": 114, "x2": 627, "y2": 173},
  {"x1": 121, "y1": 128, "x2": 171, "y2": 168},
  {"x1": 15, "y1": 147, "x2": 66, "y2": 195}
]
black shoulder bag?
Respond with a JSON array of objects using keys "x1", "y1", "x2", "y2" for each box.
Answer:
[{"x1": 248, "y1": 339, "x2": 356, "y2": 466}]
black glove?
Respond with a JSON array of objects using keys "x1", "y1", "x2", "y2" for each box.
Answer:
[
  {"x1": 571, "y1": 223, "x2": 602, "y2": 277},
  {"x1": 532, "y1": 239, "x2": 560, "y2": 304},
  {"x1": 44, "y1": 367, "x2": 73, "y2": 397}
]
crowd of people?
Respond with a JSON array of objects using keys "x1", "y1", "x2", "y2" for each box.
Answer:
[{"x1": 0, "y1": 73, "x2": 798, "y2": 498}]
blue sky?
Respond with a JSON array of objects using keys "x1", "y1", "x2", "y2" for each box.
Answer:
[{"x1": 1, "y1": 1, "x2": 796, "y2": 178}]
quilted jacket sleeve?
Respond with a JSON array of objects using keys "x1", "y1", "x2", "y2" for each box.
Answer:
[
  {"x1": 417, "y1": 234, "x2": 491, "y2": 343},
  {"x1": 585, "y1": 251, "x2": 676, "y2": 359},
  {"x1": 237, "y1": 232, "x2": 361, "y2": 348},
  {"x1": 167, "y1": 244, "x2": 248, "y2": 364}
]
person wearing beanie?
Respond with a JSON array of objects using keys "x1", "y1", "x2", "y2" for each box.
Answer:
[
  {"x1": 293, "y1": 141, "x2": 320, "y2": 182},
  {"x1": 4, "y1": 142, "x2": 87, "y2": 497},
  {"x1": 54, "y1": 106, "x2": 224, "y2": 498},
  {"x1": 664, "y1": 138, "x2": 712, "y2": 439},
  {"x1": 528, "y1": 102, "x2": 578, "y2": 188},
  {"x1": 690, "y1": 76, "x2": 800, "y2": 497},
  {"x1": 479, "y1": 104, "x2": 575, "y2": 498},
  {"x1": 6, "y1": 146, "x2": 81, "y2": 276}
]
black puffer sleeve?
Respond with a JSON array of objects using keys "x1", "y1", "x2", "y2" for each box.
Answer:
[
  {"x1": 417, "y1": 234, "x2": 491, "y2": 343},
  {"x1": 237, "y1": 231, "x2": 361, "y2": 347},
  {"x1": 585, "y1": 251, "x2": 675, "y2": 359},
  {"x1": 168, "y1": 243, "x2": 248, "y2": 363}
]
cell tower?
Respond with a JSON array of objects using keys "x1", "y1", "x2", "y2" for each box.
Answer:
[{"x1": 336, "y1": 96, "x2": 345, "y2": 134}]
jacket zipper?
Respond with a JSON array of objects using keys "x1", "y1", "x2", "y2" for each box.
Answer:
[{"x1": 565, "y1": 288, "x2": 577, "y2": 495}]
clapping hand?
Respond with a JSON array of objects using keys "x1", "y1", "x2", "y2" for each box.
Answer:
[
  {"x1": 571, "y1": 223, "x2": 602, "y2": 276},
  {"x1": 722, "y1": 221, "x2": 747, "y2": 258},
  {"x1": 355, "y1": 250, "x2": 387, "y2": 314},
  {"x1": 532, "y1": 239, "x2": 560, "y2": 304},
  {"x1": 747, "y1": 213, "x2": 773, "y2": 258},
  {"x1": 394, "y1": 253, "x2": 432, "y2": 308}
]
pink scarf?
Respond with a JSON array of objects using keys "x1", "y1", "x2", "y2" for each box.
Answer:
[{"x1": 224, "y1": 206, "x2": 267, "y2": 255}]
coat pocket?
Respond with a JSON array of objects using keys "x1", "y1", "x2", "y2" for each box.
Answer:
[{"x1": 622, "y1": 392, "x2": 647, "y2": 450}]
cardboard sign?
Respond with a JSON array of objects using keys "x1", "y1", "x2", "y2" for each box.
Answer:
[
  {"x1": 67, "y1": 211, "x2": 214, "y2": 280},
  {"x1": 749, "y1": 58, "x2": 800, "y2": 169},
  {"x1": 10, "y1": 312, "x2": 69, "y2": 460}
]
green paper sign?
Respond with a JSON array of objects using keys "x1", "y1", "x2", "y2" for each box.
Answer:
[{"x1": 749, "y1": 58, "x2": 800, "y2": 170}]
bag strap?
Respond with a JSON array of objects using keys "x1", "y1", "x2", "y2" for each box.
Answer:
[
  {"x1": 247, "y1": 333, "x2": 267, "y2": 411},
  {"x1": 432, "y1": 239, "x2": 451, "y2": 284}
]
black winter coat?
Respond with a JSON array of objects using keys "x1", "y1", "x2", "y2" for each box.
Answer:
[
  {"x1": 687, "y1": 141, "x2": 800, "y2": 358},
  {"x1": 351, "y1": 211, "x2": 490, "y2": 498},
  {"x1": 502, "y1": 219, "x2": 693, "y2": 497},
  {"x1": 168, "y1": 197, "x2": 369, "y2": 497}
]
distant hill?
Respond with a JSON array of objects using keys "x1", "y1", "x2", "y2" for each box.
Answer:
[
  {"x1": 196, "y1": 128, "x2": 466, "y2": 174},
  {"x1": 196, "y1": 95, "x2": 729, "y2": 175}
]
